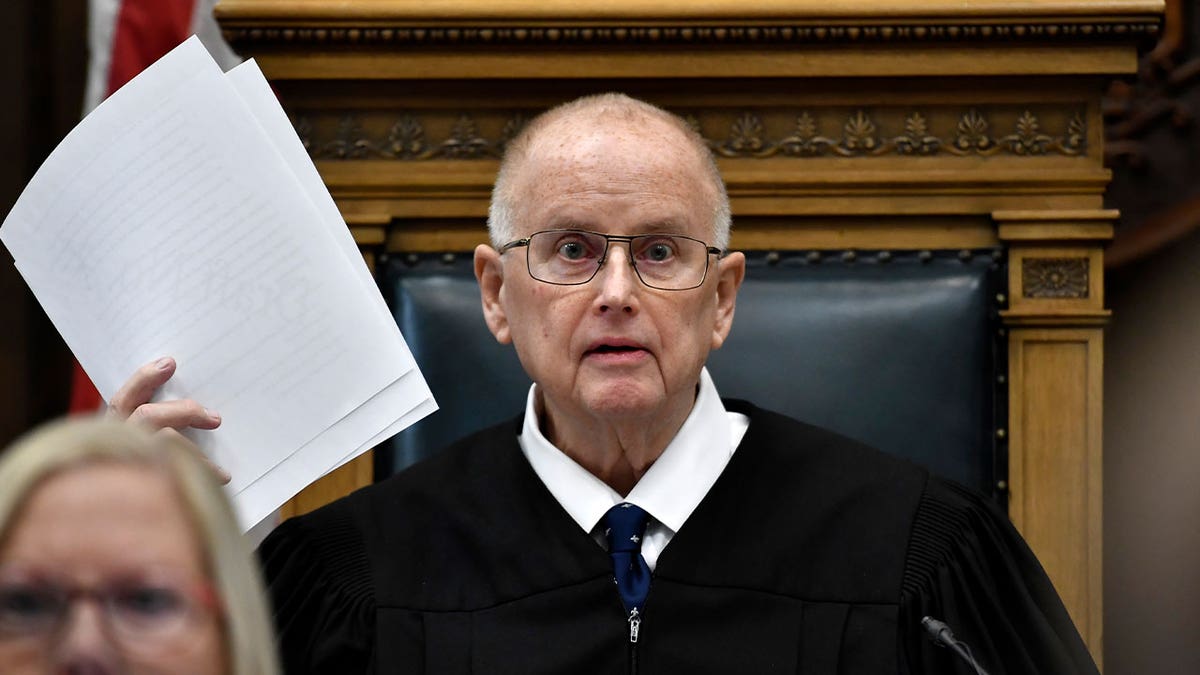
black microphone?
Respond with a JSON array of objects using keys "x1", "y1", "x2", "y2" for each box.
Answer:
[{"x1": 920, "y1": 616, "x2": 992, "y2": 675}]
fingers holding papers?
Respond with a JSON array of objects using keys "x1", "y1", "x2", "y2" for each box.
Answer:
[
  {"x1": 127, "y1": 397, "x2": 222, "y2": 432},
  {"x1": 109, "y1": 357, "x2": 230, "y2": 484},
  {"x1": 110, "y1": 357, "x2": 219, "y2": 429},
  {"x1": 108, "y1": 356, "x2": 180, "y2": 417}
]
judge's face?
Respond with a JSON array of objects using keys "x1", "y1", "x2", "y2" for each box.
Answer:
[
  {"x1": 0, "y1": 462, "x2": 225, "y2": 675},
  {"x1": 476, "y1": 116, "x2": 743, "y2": 431}
]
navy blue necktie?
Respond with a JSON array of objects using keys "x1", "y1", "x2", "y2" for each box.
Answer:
[{"x1": 603, "y1": 502, "x2": 651, "y2": 614}]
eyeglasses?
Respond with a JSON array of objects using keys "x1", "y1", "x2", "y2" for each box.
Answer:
[
  {"x1": 499, "y1": 229, "x2": 724, "y2": 291},
  {"x1": 0, "y1": 565, "x2": 220, "y2": 652}
]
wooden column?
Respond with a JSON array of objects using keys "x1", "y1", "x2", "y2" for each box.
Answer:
[{"x1": 996, "y1": 208, "x2": 1113, "y2": 661}]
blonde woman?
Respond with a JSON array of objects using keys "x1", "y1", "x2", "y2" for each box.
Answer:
[{"x1": 0, "y1": 418, "x2": 279, "y2": 674}]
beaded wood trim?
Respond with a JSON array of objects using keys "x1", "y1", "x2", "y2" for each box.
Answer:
[{"x1": 223, "y1": 21, "x2": 1158, "y2": 49}]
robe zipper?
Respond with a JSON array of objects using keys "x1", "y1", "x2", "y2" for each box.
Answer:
[{"x1": 628, "y1": 608, "x2": 641, "y2": 674}]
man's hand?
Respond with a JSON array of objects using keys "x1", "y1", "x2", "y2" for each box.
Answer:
[{"x1": 108, "y1": 357, "x2": 230, "y2": 483}]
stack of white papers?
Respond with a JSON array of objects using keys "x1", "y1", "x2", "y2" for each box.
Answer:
[{"x1": 0, "y1": 37, "x2": 436, "y2": 530}]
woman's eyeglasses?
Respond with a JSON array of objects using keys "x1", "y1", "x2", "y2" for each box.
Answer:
[{"x1": 0, "y1": 565, "x2": 220, "y2": 654}]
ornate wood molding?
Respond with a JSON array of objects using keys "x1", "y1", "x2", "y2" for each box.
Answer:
[
  {"x1": 298, "y1": 114, "x2": 525, "y2": 161},
  {"x1": 1023, "y1": 257, "x2": 1090, "y2": 298},
  {"x1": 217, "y1": 0, "x2": 1163, "y2": 48},
  {"x1": 222, "y1": 21, "x2": 1160, "y2": 49},
  {"x1": 296, "y1": 107, "x2": 1087, "y2": 161},
  {"x1": 701, "y1": 109, "x2": 1085, "y2": 158},
  {"x1": 996, "y1": 209, "x2": 1113, "y2": 328}
]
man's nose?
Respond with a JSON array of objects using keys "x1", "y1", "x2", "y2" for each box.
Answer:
[
  {"x1": 594, "y1": 245, "x2": 640, "y2": 314},
  {"x1": 53, "y1": 602, "x2": 121, "y2": 674}
]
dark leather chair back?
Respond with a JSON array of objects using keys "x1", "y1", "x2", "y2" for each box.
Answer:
[{"x1": 381, "y1": 250, "x2": 1002, "y2": 497}]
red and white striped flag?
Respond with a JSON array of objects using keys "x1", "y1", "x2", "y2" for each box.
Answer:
[{"x1": 71, "y1": 0, "x2": 241, "y2": 413}]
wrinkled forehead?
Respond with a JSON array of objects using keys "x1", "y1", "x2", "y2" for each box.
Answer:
[{"x1": 512, "y1": 116, "x2": 716, "y2": 216}]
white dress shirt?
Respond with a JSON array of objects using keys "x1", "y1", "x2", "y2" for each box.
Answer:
[{"x1": 517, "y1": 367, "x2": 749, "y2": 570}]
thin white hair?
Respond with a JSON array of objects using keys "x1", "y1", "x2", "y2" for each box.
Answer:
[{"x1": 488, "y1": 93, "x2": 731, "y2": 250}]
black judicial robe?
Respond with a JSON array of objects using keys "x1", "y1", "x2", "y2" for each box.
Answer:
[{"x1": 260, "y1": 400, "x2": 1099, "y2": 674}]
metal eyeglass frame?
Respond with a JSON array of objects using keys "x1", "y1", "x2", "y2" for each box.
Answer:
[{"x1": 498, "y1": 229, "x2": 725, "y2": 291}]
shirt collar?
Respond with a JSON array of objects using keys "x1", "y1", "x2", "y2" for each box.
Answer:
[{"x1": 517, "y1": 367, "x2": 736, "y2": 535}]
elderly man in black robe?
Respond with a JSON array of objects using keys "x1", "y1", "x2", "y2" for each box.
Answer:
[{"x1": 113, "y1": 93, "x2": 1098, "y2": 674}]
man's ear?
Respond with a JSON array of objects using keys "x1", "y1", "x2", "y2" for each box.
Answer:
[
  {"x1": 474, "y1": 244, "x2": 512, "y2": 344},
  {"x1": 710, "y1": 251, "x2": 745, "y2": 350}
]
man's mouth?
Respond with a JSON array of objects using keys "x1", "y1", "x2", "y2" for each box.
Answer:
[
  {"x1": 588, "y1": 345, "x2": 644, "y2": 355},
  {"x1": 584, "y1": 340, "x2": 650, "y2": 363}
]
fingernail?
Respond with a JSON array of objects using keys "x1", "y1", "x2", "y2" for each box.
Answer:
[
  {"x1": 205, "y1": 408, "x2": 221, "y2": 423},
  {"x1": 156, "y1": 357, "x2": 173, "y2": 370}
]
